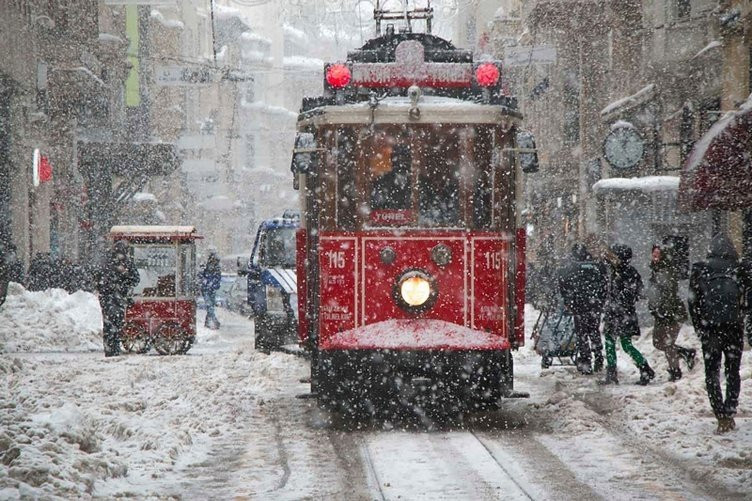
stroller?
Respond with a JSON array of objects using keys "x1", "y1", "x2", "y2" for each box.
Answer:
[{"x1": 532, "y1": 299, "x2": 577, "y2": 369}]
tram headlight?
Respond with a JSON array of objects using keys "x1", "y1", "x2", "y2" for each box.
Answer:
[{"x1": 394, "y1": 270, "x2": 438, "y2": 312}]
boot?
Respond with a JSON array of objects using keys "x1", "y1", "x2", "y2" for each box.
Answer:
[
  {"x1": 678, "y1": 347, "x2": 697, "y2": 371},
  {"x1": 716, "y1": 417, "x2": 736, "y2": 434},
  {"x1": 593, "y1": 355, "x2": 604, "y2": 374},
  {"x1": 598, "y1": 366, "x2": 619, "y2": 385},
  {"x1": 637, "y1": 362, "x2": 656, "y2": 385},
  {"x1": 667, "y1": 367, "x2": 682, "y2": 382}
]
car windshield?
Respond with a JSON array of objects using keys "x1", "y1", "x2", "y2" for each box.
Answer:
[{"x1": 259, "y1": 227, "x2": 296, "y2": 268}]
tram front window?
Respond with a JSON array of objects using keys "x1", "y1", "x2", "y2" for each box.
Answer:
[
  {"x1": 260, "y1": 227, "x2": 296, "y2": 268},
  {"x1": 419, "y1": 142, "x2": 460, "y2": 226},
  {"x1": 370, "y1": 143, "x2": 411, "y2": 210}
]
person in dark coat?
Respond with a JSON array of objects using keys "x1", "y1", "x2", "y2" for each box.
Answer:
[
  {"x1": 96, "y1": 240, "x2": 140, "y2": 357},
  {"x1": 689, "y1": 234, "x2": 748, "y2": 433},
  {"x1": 647, "y1": 244, "x2": 696, "y2": 381},
  {"x1": 199, "y1": 249, "x2": 222, "y2": 329},
  {"x1": 558, "y1": 243, "x2": 607, "y2": 374},
  {"x1": 1, "y1": 243, "x2": 25, "y2": 286},
  {"x1": 27, "y1": 252, "x2": 55, "y2": 291},
  {"x1": 600, "y1": 244, "x2": 655, "y2": 385}
]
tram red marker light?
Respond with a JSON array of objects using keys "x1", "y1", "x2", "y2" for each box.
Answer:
[
  {"x1": 326, "y1": 64, "x2": 351, "y2": 88},
  {"x1": 475, "y1": 63, "x2": 500, "y2": 87}
]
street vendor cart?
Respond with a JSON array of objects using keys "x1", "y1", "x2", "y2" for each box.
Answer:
[{"x1": 110, "y1": 225, "x2": 200, "y2": 355}]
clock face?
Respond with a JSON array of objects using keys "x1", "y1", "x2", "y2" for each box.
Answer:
[{"x1": 603, "y1": 126, "x2": 644, "y2": 170}]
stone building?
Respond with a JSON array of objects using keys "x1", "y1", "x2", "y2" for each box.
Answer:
[
  {"x1": 471, "y1": 0, "x2": 750, "y2": 279},
  {"x1": 0, "y1": 0, "x2": 137, "y2": 267}
]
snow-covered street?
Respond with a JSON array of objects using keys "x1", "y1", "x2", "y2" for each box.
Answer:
[{"x1": 1, "y1": 289, "x2": 751, "y2": 500}]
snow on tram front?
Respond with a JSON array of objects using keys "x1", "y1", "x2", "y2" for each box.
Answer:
[{"x1": 290, "y1": 14, "x2": 537, "y2": 413}]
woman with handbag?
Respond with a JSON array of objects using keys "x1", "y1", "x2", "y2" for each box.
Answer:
[{"x1": 647, "y1": 244, "x2": 696, "y2": 381}]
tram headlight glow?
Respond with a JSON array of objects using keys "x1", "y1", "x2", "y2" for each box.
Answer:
[
  {"x1": 394, "y1": 270, "x2": 438, "y2": 313},
  {"x1": 400, "y1": 276, "x2": 432, "y2": 306}
]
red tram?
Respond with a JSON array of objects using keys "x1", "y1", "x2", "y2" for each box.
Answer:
[{"x1": 292, "y1": 8, "x2": 535, "y2": 411}]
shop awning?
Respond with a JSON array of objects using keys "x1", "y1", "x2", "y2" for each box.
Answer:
[
  {"x1": 77, "y1": 141, "x2": 179, "y2": 177},
  {"x1": 678, "y1": 97, "x2": 752, "y2": 211}
]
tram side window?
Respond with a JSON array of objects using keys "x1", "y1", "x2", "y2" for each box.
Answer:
[
  {"x1": 370, "y1": 143, "x2": 412, "y2": 210},
  {"x1": 473, "y1": 128, "x2": 494, "y2": 229},
  {"x1": 419, "y1": 144, "x2": 460, "y2": 227}
]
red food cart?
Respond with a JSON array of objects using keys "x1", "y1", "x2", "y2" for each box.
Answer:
[{"x1": 109, "y1": 225, "x2": 200, "y2": 355}]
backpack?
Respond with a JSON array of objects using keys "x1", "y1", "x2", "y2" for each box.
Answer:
[{"x1": 698, "y1": 270, "x2": 741, "y2": 325}]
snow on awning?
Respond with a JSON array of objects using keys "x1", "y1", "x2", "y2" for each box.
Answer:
[
  {"x1": 678, "y1": 94, "x2": 752, "y2": 211},
  {"x1": 593, "y1": 176, "x2": 680, "y2": 195},
  {"x1": 110, "y1": 226, "x2": 199, "y2": 240},
  {"x1": 600, "y1": 84, "x2": 656, "y2": 119}
]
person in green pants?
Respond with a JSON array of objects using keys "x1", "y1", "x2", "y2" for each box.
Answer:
[{"x1": 601, "y1": 244, "x2": 655, "y2": 385}]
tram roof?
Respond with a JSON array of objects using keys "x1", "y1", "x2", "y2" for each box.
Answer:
[{"x1": 297, "y1": 96, "x2": 521, "y2": 128}]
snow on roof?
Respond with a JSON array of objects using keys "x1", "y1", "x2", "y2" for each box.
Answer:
[
  {"x1": 241, "y1": 49, "x2": 273, "y2": 65},
  {"x1": 215, "y1": 4, "x2": 243, "y2": 21},
  {"x1": 693, "y1": 40, "x2": 722, "y2": 59},
  {"x1": 600, "y1": 84, "x2": 656, "y2": 117},
  {"x1": 150, "y1": 9, "x2": 184, "y2": 30},
  {"x1": 611, "y1": 119, "x2": 636, "y2": 130},
  {"x1": 283, "y1": 24, "x2": 308, "y2": 44},
  {"x1": 241, "y1": 100, "x2": 297, "y2": 118},
  {"x1": 132, "y1": 192, "x2": 157, "y2": 203},
  {"x1": 282, "y1": 56, "x2": 324, "y2": 70},
  {"x1": 240, "y1": 31, "x2": 271, "y2": 45},
  {"x1": 592, "y1": 176, "x2": 680, "y2": 194},
  {"x1": 197, "y1": 195, "x2": 244, "y2": 211},
  {"x1": 110, "y1": 225, "x2": 197, "y2": 236}
]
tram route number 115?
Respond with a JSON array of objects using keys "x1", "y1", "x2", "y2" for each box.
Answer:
[
  {"x1": 326, "y1": 250, "x2": 346, "y2": 269},
  {"x1": 484, "y1": 250, "x2": 502, "y2": 270}
]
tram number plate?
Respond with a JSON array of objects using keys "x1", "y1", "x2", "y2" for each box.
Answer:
[{"x1": 319, "y1": 238, "x2": 357, "y2": 336}]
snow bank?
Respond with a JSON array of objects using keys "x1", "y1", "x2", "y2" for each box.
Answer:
[
  {"x1": 0, "y1": 283, "x2": 102, "y2": 353},
  {"x1": 0, "y1": 309, "x2": 308, "y2": 498},
  {"x1": 520, "y1": 303, "x2": 752, "y2": 493},
  {"x1": 592, "y1": 175, "x2": 679, "y2": 194}
]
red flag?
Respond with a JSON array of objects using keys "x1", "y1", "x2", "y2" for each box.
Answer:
[{"x1": 39, "y1": 155, "x2": 52, "y2": 182}]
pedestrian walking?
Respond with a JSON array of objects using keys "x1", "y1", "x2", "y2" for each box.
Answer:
[
  {"x1": 96, "y1": 240, "x2": 140, "y2": 357},
  {"x1": 600, "y1": 244, "x2": 655, "y2": 385},
  {"x1": 647, "y1": 243, "x2": 696, "y2": 381},
  {"x1": 0, "y1": 243, "x2": 25, "y2": 286},
  {"x1": 558, "y1": 243, "x2": 607, "y2": 374},
  {"x1": 689, "y1": 234, "x2": 748, "y2": 433},
  {"x1": 27, "y1": 252, "x2": 54, "y2": 291},
  {"x1": 199, "y1": 249, "x2": 222, "y2": 330}
]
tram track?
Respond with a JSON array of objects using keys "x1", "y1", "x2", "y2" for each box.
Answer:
[{"x1": 468, "y1": 431, "x2": 536, "y2": 500}]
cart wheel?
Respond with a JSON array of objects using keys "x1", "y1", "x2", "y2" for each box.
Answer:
[
  {"x1": 122, "y1": 321, "x2": 151, "y2": 354},
  {"x1": 154, "y1": 321, "x2": 188, "y2": 355},
  {"x1": 179, "y1": 334, "x2": 195, "y2": 355}
]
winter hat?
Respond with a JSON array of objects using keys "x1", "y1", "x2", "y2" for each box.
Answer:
[{"x1": 611, "y1": 243, "x2": 632, "y2": 263}]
